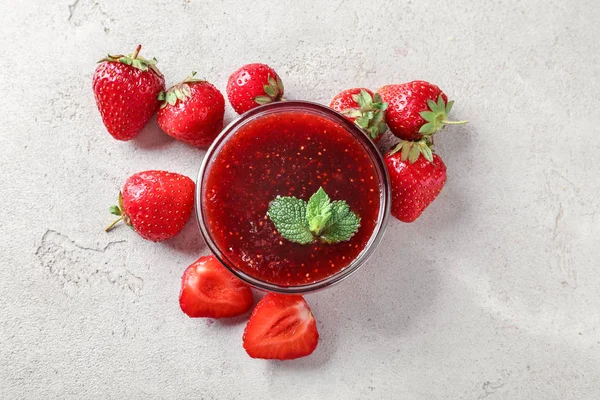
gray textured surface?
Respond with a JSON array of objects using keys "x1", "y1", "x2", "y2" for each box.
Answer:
[{"x1": 1, "y1": 0, "x2": 599, "y2": 399}]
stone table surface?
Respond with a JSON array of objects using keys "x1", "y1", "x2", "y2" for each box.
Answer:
[{"x1": 1, "y1": 0, "x2": 599, "y2": 399}]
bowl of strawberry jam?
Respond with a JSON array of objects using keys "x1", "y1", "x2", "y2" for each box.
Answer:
[{"x1": 197, "y1": 101, "x2": 390, "y2": 293}]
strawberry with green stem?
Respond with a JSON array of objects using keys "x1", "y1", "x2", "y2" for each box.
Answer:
[
  {"x1": 377, "y1": 81, "x2": 467, "y2": 142},
  {"x1": 93, "y1": 45, "x2": 165, "y2": 141},
  {"x1": 226, "y1": 63, "x2": 284, "y2": 114},
  {"x1": 157, "y1": 72, "x2": 225, "y2": 148},
  {"x1": 105, "y1": 170, "x2": 195, "y2": 242},
  {"x1": 384, "y1": 140, "x2": 447, "y2": 223},
  {"x1": 330, "y1": 88, "x2": 388, "y2": 142}
]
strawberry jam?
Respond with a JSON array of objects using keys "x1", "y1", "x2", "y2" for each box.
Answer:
[{"x1": 202, "y1": 106, "x2": 382, "y2": 287}]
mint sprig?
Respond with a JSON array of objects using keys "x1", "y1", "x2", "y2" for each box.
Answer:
[{"x1": 268, "y1": 187, "x2": 361, "y2": 245}]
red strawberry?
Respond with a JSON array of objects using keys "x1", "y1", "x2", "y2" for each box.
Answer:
[
  {"x1": 179, "y1": 255, "x2": 253, "y2": 318},
  {"x1": 157, "y1": 72, "x2": 225, "y2": 148},
  {"x1": 105, "y1": 170, "x2": 195, "y2": 241},
  {"x1": 377, "y1": 81, "x2": 467, "y2": 141},
  {"x1": 385, "y1": 141, "x2": 447, "y2": 222},
  {"x1": 226, "y1": 63, "x2": 284, "y2": 114},
  {"x1": 93, "y1": 45, "x2": 165, "y2": 141},
  {"x1": 330, "y1": 88, "x2": 388, "y2": 142},
  {"x1": 243, "y1": 293, "x2": 319, "y2": 360}
]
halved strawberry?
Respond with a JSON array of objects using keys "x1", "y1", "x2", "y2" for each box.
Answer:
[
  {"x1": 179, "y1": 255, "x2": 253, "y2": 318},
  {"x1": 243, "y1": 293, "x2": 319, "y2": 360}
]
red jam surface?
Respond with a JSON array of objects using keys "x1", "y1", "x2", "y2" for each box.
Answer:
[{"x1": 203, "y1": 111, "x2": 380, "y2": 286}]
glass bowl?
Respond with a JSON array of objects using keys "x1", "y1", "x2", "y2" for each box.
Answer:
[{"x1": 196, "y1": 101, "x2": 390, "y2": 293}]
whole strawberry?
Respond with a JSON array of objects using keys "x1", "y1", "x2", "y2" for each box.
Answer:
[
  {"x1": 93, "y1": 45, "x2": 165, "y2": 141},
  {"x1": 377, "y1": 81, "x2": 467, "y2": 141},
  {"x1": 226, "y1": 63, "x2": 284, "y2": 114},
  {"x1": 385, "y1": 141, "x2": 447, "y2": 222},
  {"x1": 330, "y1": 88, "x2": 388, "y2": 142},
  {"x1": 105, "y1": 170, "x2": 195, "y2": 241},
  {"x1": 157, "y1": 72, "x2": 225, "y2": 148}
]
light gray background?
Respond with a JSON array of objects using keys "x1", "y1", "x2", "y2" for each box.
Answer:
[{"x1": 1, "y1": 0, "x2": 599, "y2": 399}]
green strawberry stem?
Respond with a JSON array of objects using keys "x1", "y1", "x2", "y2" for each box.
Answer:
[
  {"x1": 105, "y1": 193, "x2": 130, "y2": 233},
  {"x1": 105, "y1": 216, "x2": 123, "y2": 232},
  {"x1": 131, "y1": 44, "x2": 142, "y2": 60},
  {"x1": 441, "y1": 119, "x2": 468, "y2": 125}
]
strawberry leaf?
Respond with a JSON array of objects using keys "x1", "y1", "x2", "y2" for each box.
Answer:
[
  {"x1": 421, "y1": 144, "x2": 434, "y2": 163},
  {"x1": 276, "y1": 75, "x2": 284, "y2": 92},
  {"x1": 166, "y1": 91, "x2": 177, "y2": 106},
  {"x1": 408, "y1": 144, "x2": 421, "y2": 163},
  {"x1": 254, "y1": 95, "x2": 272, "y2": 105},
  {"x1": 109, "y1": 205, "x2": 121, "y2": 216},
  {"x1": 174, "y1": 88, "x2": 186, "y2": 101},
  {"x1": 264, "y1": 84, "x2": 277, "y2": 97},
  {"x1": 342, "y1": 109, "x2": 363, "y2": 118},
  {"x1": 400, "y1": 141, "x2": 411, "y2": 161},
  {"x1": 389, "y1": 139, "x2": 435, "y2": 164}
]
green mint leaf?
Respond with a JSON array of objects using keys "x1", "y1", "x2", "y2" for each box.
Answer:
[
  {"x1": 268, "y1": 196, "x2": 313, "y2": 245},
  {"x1": 320, "y1": 200, "x2": 360, "y2": 243},
  {"x1": 268, "y1": 188, "x2": 360, "y2": 245},
  {"x1": 306, "y1": 187, "x2": 332, "y2": 235}
]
